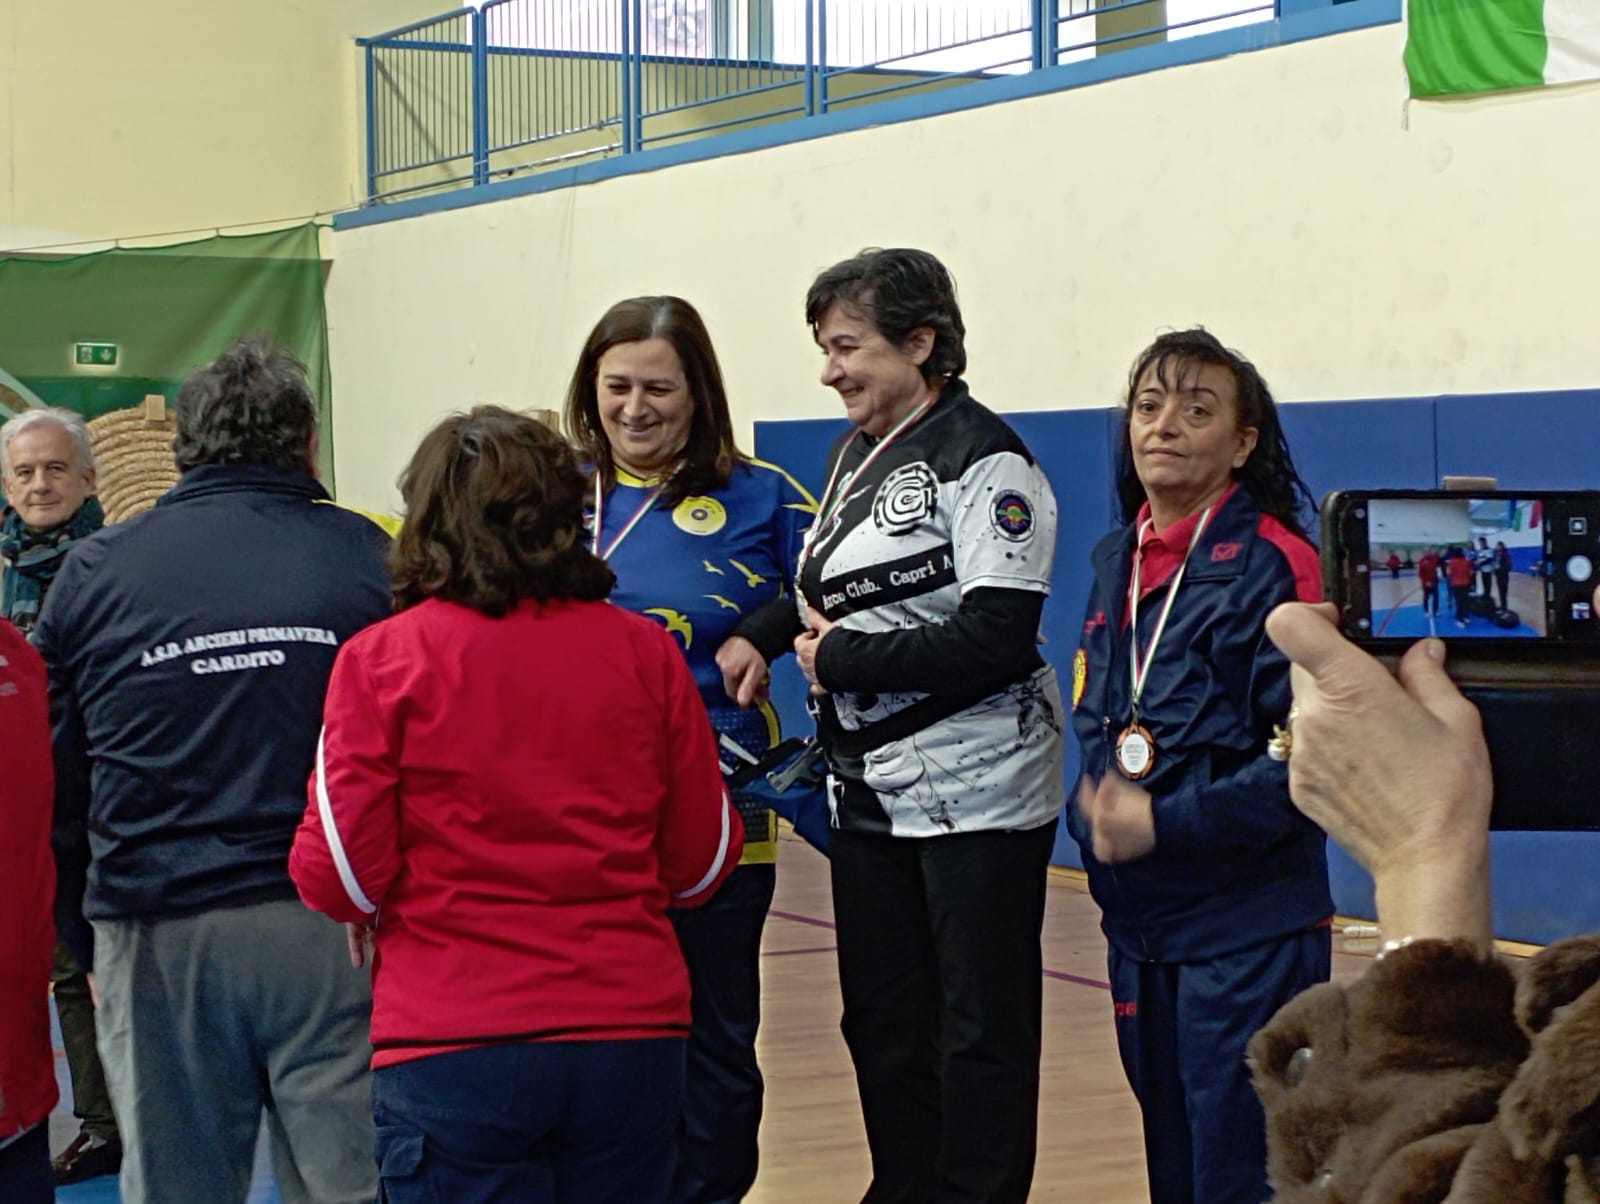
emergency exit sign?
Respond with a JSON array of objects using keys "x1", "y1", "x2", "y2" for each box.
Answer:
[{"x1": 75, "y1": 341, "x2": 118, "y2": 366}]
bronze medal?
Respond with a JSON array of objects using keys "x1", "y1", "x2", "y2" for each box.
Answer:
[{"x1": 1115, "y1": 723, "x2": 1156, "y2": 780}]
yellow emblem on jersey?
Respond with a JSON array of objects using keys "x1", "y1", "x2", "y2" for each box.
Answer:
[
  {"x1": 1072, "y1": 648, "x2": 1088, "y2": 710},
  {"x1": 645, "y1": 608, "x2": 694, "y2": 649},
  {"x1": 673, "y1": 496, "x2": 727, "y2": 536},
  {"x1": 728, "y1": 559, "x2": 767, "y2": 588}
]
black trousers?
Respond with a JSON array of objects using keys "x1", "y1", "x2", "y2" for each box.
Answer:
[
  {"x1": 54, "y1": 941, "x2": 118, "y2": 1138},
  {"x1": 668, "y1": 862, "x2": 776, "y2": 1204},
  {"x1": 831, "y1": 820, "x2": 1058, "y2": 1204}
]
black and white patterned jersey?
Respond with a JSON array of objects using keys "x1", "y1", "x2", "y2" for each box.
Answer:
[{"x1": 798, "y1": 380, "x2": 1065, "y2": 838}]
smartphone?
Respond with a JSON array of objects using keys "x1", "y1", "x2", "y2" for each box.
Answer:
[
  {"x1": 1321, "y1": 489, "x2": 1600, "y2": 830},
  {"x1": 1322, "y1": 489, "x2": 1600, "y2": 647}
]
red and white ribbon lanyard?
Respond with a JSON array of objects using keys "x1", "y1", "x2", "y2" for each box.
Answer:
[
  {"x1": 796, "y1": 393, "x2": 937, "y2": 583},
  {"x1": 1126, "y1": 505, "x2": 1214, "y2": 725},
  {"x1": 591, "y1": 472, "x2": 665, "y2": 561}
]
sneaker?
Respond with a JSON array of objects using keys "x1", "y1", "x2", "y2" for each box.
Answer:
[{"x1": 53, "y1": 1132, "x2": 123, "y2": 1185}]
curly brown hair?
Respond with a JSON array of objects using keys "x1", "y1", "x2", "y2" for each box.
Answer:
[{"x1": 391, "y1": 406, "x2": 614, "y2": 616}]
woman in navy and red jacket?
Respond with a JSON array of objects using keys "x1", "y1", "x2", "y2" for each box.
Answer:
[
  {"x1": 290, "y1": 407, "x2": 741, "y2": 1204},
  {"x1": 1069, "y1": 330, "x2": 1332, "y2": 1204},
  {"x1": 0, "y1": 617, "x2": 59, "y2": 1202}
]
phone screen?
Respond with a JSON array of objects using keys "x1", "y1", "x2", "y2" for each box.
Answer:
[{"x1": 1326, "y1": 491, "x2": 1600, "y2": 644}]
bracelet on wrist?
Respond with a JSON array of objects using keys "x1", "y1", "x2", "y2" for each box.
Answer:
[{"x1": 1376, "y1": 935, "x2": 1415, "y2": 960}]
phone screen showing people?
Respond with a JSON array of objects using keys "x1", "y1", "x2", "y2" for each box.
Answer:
[{"x1": 1332, "y1": 492, "x2": 1600, "y2": 643}]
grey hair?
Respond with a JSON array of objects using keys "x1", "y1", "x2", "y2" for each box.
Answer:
[{"x1": 0, "y1": 407, "x2": 97, "y2": 478}]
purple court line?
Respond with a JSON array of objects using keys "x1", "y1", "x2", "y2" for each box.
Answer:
[
  {"x1": 769, "y1": 908, "x2": 836, "y2": 930},
  {"x1": 764, "y1": 945, "x2": 838, "y2": 958},
  {"x1": 769, "y1": 909, "x2": 1111, "y2": 991},
  {"x1": 1043, "y1": 968, "x2": 1112, "y2": 991}
]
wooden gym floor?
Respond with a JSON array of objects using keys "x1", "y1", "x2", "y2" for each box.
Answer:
[{"x1": 747, "y1": 828, "x2": 1378, "y2": 1203}]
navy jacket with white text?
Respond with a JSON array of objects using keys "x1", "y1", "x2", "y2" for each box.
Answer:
[
  {"x1": 33, "y1": 464, "x2": 392, "y2": 968},
  {"x1": 1069, "y1": 486, "x2": 1332, "y2": 962}
]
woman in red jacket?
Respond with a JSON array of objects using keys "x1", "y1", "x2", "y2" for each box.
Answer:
[
  {"x1": 290, "y1": 407, "x2": 742, "y2": 1203},
  {"x1": 0, "y1": 619, "x2": 59, "y2": 1203}
]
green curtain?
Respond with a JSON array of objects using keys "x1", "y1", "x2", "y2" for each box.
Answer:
[{"x1": 0, "y1": 224, "x2": 336, "y2": 487}]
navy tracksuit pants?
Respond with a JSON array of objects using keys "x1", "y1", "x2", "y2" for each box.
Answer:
[
  {"x1": 1108, "y1": 927, "x2": 1331, "y2": 1204},
  {"x1": 373, "y1": 1038, "x2": 686, "y2": 1202}
]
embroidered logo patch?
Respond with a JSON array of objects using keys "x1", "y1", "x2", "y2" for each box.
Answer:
[
  {"x1": 1072, "y1": 648, "x2": 1088, "y2": 710},
  {"x1": 872, "y1": 462, "x2": 938, "y2": 535},
  {"x1": 673, "y1": 496, "x2": 727, "y2": 536},
  {"x1": 1211, "y1": 542, "x2": 1242, "y2": 562},
  {"x1": 991, "y1": 491, "x2": 1034, "y2": 541}
]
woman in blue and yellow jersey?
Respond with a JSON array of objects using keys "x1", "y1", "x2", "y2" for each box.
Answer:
[{"x1": 564, "y1": 296, "x2": 815, "y2": 1204}]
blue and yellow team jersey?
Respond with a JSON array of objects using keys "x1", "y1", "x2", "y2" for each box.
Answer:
[{"x1": 599, "y1": 459, "x2": 817, "y2": 863}]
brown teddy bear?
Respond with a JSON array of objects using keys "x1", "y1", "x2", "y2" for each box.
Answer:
[{"x1": 1249, "y1": 936, "x2": 1600, "y2": 1202}]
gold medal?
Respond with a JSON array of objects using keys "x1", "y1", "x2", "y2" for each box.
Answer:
[{"x1": 1115, "y1": 723, "x2": 1156, "y2": 780}]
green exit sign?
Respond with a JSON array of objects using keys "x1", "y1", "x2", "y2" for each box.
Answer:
[{"x1": 75, "y1": 341, "x2": 118, "y2": 366}]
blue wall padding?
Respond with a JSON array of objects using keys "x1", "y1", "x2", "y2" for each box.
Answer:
[
  {"x1": 754, "y1": 387, "x2": 1600, "y2": 946},
  {"x1": 1435, "y1": 389, "x2": 1600, "y2": 489},
  {"x1": 1275, "y1": 398, "x2": 1439, "y2": 501}
]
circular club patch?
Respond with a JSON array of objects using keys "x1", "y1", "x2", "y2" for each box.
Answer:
[
  {"x1": 672, "y1": 496, "x2": 727, "y2": 536},
  {"x1": 872, "y1": 462, "x2": 938, "y2": 535},
  {"x1": 991, "y1": 490, "x2": 1035, "y2": 541},
  {"x1": 1072, "y1": 648, "x2": 1088, "y2": 710}
]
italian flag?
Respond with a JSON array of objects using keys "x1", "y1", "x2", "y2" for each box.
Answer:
[{"x1": 1406, "y1": 0, "x2": 1600, "y2": 98}]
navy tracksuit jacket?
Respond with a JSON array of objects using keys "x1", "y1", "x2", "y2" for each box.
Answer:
[{"x1": 1069, "y1": 486, "x2": 1332, "y2": 1204}]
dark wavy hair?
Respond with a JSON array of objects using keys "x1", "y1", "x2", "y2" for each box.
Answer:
[
  {"x1": 804, "y1": 248, "x2": 966, "y2": 384},
  {"x1": 391, "y1": 406, "x2": 615, "y2": 617},
  {"x1": 1114, "y1": 329, "x2": 1314, "y2": 539},
  {"x1": 172, "y1": 334, "x2": 317, "y2": 473},
  {"x1": 563, "y1": 296, "x2": 743, "y2": 507}
]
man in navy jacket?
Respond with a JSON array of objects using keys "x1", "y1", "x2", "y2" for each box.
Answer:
[{"x1": 34, "y1": 335, "x2": 391, "y2": 1204}]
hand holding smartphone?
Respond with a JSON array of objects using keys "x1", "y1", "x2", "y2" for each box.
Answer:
[{"x1": 1321, "y1": 489, "x2": 1600, "y2": 830}]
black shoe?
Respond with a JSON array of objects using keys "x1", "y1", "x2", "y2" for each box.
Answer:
[{"x1": 53, "y1": 1132, "x2": 123, "y2": 1185}]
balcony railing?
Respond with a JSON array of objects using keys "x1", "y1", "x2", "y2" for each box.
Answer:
[{"x1": 361, "y1": 0, "x2": 1363, "y2": 203}]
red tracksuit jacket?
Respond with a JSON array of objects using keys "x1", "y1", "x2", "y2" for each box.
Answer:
[
  {"x1": 289, "y1": 596, "x2": 741, "y2": 1067},
  {"x1": 0, "y1": 620, "x2": 59, "y2": 1139}
]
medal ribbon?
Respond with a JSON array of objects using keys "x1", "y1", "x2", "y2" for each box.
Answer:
[
  {"x1": 797, "y1": 393, "x2": 937, "y2": 583},
  {"x1": 1126, "y1": 505, "x2": 1215, "y2": 721},
  {"x1": 591, "y1": 474, "x2": 665, "y2": 561}
]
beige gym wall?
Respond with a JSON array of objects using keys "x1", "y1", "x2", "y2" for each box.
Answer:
[
  {"x1": 323, "y1": 19, "x2": 1600, "y2": 512},
  {"x1": 0, "y1": 0, "x2": 443, "y2": 242}
]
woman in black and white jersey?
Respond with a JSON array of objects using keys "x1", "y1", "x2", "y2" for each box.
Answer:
[{"x1": 735, "y1": 247, "x2": 1064, "y2": 1204}]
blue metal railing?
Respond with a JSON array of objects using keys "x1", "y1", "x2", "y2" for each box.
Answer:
[
  {"x1": 360, "y1": 0, "x2": 1356, "y2": 202},
  {"x1": 363, "y1": 9, "x2": 478, "y2": 201}
]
